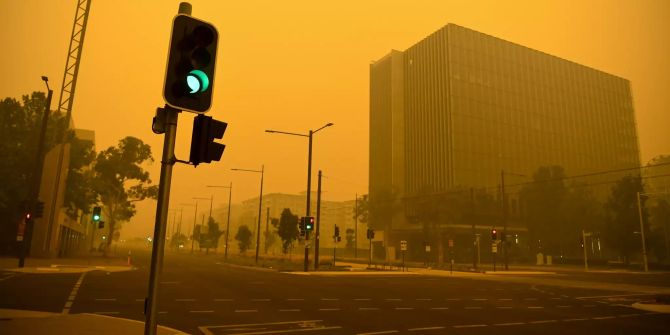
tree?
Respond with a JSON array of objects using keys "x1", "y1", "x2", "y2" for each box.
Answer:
[
  {"x1": 64, "y1": 137, "x2": 98, "y2": 219},
  {"x1": 345, "y1": 228, "x2": 355, "y2": 249},
  {"x1": 265, "y1": 217, "x2": 279, "y2": 254},
  {"x1": 277, "y1": 208, "x2": 298, "y2": 254},
  {"x1": 0, "y1": 92, "x2": 67, "y2": 254},
  {"x1": 235, "y1": 225, "x2": 252, "y2": 254},
  {"x1": 170, "y1": 232, "x2": 187, "y2": 250},
  {"x1": 199, "y1": 217, "x2": 223, "y2": 253},
  {"x1": 519, "y1": 166, "x2": 568, "y2": 255},
  {"x1": 92, "y1": 137, "x2": 158, "y2": 256},
  {"x1": 648, "y1": 199, "x2": 670, "y2": 262},
  {"x1": 355, "y1": 194, "x2": 369, "y2": 224},
  {"x1": 602, "y1": 175, "x2": 647, "y2": 264}
]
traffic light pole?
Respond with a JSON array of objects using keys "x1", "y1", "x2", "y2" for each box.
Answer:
[
  {"x1": 144, "y1": 102, "x2": 180, "y2": 335},
  {"x1": 18, "y1": 86, "x2": 53, "y2": 268},
  {"x1": 314, "y1": 170, "x2": 322, "y2": 270},
  {"x1": 304, "y1": 130, "x2": 313, "y2": 272}
]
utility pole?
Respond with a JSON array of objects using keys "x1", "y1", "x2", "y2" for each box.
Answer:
[
  {"x1": 582, "y1": 230, "x2": 590, "y2": 271},
  {"x1": 191, "y1": 202, "x2": 198, "y2": 253},
  {"x1": 265, "y1": 207, "x2": 270, "y2": 254},
  {"x1": 354, "y1": 193, "x2": 358, "y2": 259},
  {"x1": 636, "y1": 191, "x2": 649, "y2": 272},
  {"x1": 225, "y1": 183, "x2": 232, "y2": 259},
  {"x1": 314, "y1": 170, "x2": 322, "y2": 270}
]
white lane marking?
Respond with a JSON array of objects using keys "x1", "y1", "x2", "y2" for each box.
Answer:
[
  {"x1": 358, "y1": 307, "x2": 379, "y2": 311},
  {"x1": 465, "y1": 307, "x2": 483, "y2": 309},
  {"x1": 528, "y1": 306, "x2": 544, "y2": 309},
  {"x1": 94, "y1": 311, "x2": 120, "y2": 315},
  {"x1": 395, "y1": 307, "x2": 414, "y2": 310},
  {"x1": 592, "y1": 316, "x2": 616, "y2": 320},
  {"x1": 416, "y1": 298, "x2": 432, "y2": 301},
  {"x1": 430, "y1": 307, "x2": 449, "y2": 310},
  {"x1": 354, "y1": 298, "x2": 371, "y2": 301},
  {"x1": 235, "y1": 309, "x2": 258, "y2": 313},
  {"x1": 529, "y1": 320, "x2": 557, "y2": 324},
  {"x1": 176, "y1": 298, "x2": 195, "y2": 302},
  {"x1": 564, "y1": 318, "x2": 589, "y2": 322},
  {"x1": 62, "y1": 272, "x2": 86, "y2": 315},
  {"x1": 357, "y1": 331, "x2": 399, "y2": 335},
  {"x1": 95, "y1": 298, "x2": 116, "y2": 301},
  {"x1": 385, "y1": 298, "x2": 402, "y2": 301},
  {"x1": 214, "y1": 298, "x2": 234, "y2": 302},
  {"x1": 0, "y1": 273, "x2": 16, "y2": 281},
  {"x1": 279, "y1": 309, "x2": 300, "y2": 312},
  {"x1": 251, "y1": 299, "x2": 271, "y2": 302},
  {"x1": 318, "y1": 308, "x2": 341, "y2": 311},
  {"x1": 408, "y1": 326, "x2": 444, "y2": 331},
  {"x1": 496, "y1": 306, "x2": 513, "y2": 309},
  {"x1": 189, "y1": 310, "x2": 214, "y2": 313},
  {"x1": 321, "y1": 298, "x2": 339, "y2": 301},
  {"x1": 494, "y1": 322, "x2": 526, "y2": 326},
  {"x1": 453, "y1": 324, "x2": 487, "y2": 328}
]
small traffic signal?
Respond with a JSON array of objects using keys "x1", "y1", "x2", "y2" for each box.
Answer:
[
  {"x1": 189, "y1": 114, "x2": 227, "y2": 165},
  {"x1": 25, "y1": 213, "x2": 32, "y2": 221},
  {"x1": 92, "y1": 206, "x2": 102, "y2": 222},
  {"x1": 34, "y1": 201, "x2": 45, "y2": 218},
  {"x1": 299, "y1": 217, "x2": 306, "y2": 237},
  {"x1": 491, "y1": 228, "x2": 497, "y2": 241},
  {"x1": 334, "y1": 224, "x2": 340, "y2": 238},
  {"x1": 305, "y1": 217, "x2": 314, "y2": 231},
  {"x1": 98, "y1": 221, "x2": 105, "y2": 229},
  {"x1": 163, "y1": 14, "x2": 218, "y2": 113},
  {"x1": 366, "y1": 228, "x2": 375, "y2": 240}
]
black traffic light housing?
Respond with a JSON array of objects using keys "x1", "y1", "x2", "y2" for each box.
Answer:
[
  {"x1": 334, "y1": 224, "x2": 340, "y2": 238},
  {"x1": 92, "y1": 206, "x2": 102, "y2": 222},
  {"x1": 299, "y1": 217, "x2": 306, "y2": 238},
  {"x1": 163, "y1": 14, "x2": 218, "y2": 113},
  {"x1": 491, "y1": 228, "x2": 498, "y2": 241},
  {"x1": 190, "y1": 114, "x2": 227, "y2": 165},
  {"x1": 305, "y1": 217, "x2": 315, "y2": 231},
  {"x1": 99, "y1": 221, "x2": 105, "y2": 229},
  {"x1": 366, "y1": 228, "x2": 375, "y2": 240}
]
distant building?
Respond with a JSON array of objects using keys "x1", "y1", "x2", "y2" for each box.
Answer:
[
  {"x1": 370, "y1": 24, "x2": 641, "y2": 262},
  {"x1": 30, "y1": 128, "x2": 95, "y2": 257}
]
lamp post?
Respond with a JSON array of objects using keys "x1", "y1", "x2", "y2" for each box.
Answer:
[
  {"x1": 232, "y1": 166, "x2": 264, "y2": 264},
  {"x1": 265, "y1": 122, "x2": 333, "y2": 271},
  {"x1": 207, "y1": 183, "x2": 233, "y2": 259},
  {"x1": 637, "y1": 191, "x2": 650, "y2": 272},
  {"x1": 500, "y1": 170, "x2": 526, "y2": 271}
]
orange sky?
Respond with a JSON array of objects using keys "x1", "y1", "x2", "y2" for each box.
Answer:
[{"x1": 1, "y1": 0, "x2": 668, "y2": 238}]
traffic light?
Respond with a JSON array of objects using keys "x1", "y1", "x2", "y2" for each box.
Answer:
[
  {"x1": 189, "y1": 114, "x2": 227, "y2": 165},
  {"x1": 24, "y1": 212, "x2": 32, "y2": 221},
  {"x1": 92, "y1": 206, "x2": 101, "y2": 222},
  {"x1": 299, "y1": 217, "x2": 306, "y2": 237},
  {"x1": 163, "y1": 14, "x2": 218, "y2": 113},
  {"x1": 34, "y1": 201, "x2": 45, "y2": 218},
  {"x1": 491, "y1": 228, "x2": 497, "y2": 241},
  {"x1": 305, "y1": 217, "x2": 314, "y2": 231},
  {"x1": 98, "y1": 221, "x2": 105, "y2": 229},
  {"x1": 334, "y1": 225, "x2": 340, "y2": 238},
  {"x1": 366, "y1": 229, "x2": 375, "y2": 240}
]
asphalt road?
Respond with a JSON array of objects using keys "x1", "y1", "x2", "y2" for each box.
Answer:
[{"x1": 1, "y1": 251, "x2": 669, "y2": 335}]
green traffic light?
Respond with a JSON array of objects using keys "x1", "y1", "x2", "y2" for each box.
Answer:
[
  {"x1": 93, "y1": 214, "x2": 100, "y2": 221},
  {"x1": 187, "y1": 70, "x2": 210, "y2": 94}
]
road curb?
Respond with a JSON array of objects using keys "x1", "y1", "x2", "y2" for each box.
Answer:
[{"x1": 632, "y1": 302, "x2": 670, "y2": 314}]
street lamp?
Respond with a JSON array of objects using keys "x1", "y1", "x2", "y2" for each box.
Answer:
[
  {"x1": 207, "y1": 183, "x2": 233, "y2": 259},
  {"x1": 232, "y1": 166, "x2": 264, "y2": 264},
  {"x1": 501, "y1": 170, "x2": 527, "y2": 271},
  {"x1": 266, "y1": 122, "x2": 333, "y2": 272}
]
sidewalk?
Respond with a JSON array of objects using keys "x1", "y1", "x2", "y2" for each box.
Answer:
[
  {"x1": 0, "y1": 254, "x2": 134, "y2": 274},
  {"x1": 0, "y1": 309, "x2": 186, "y2": 334}
]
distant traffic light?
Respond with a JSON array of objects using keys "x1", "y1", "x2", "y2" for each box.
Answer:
[
  {"x1": 163, "y1": 14, "x2": 218, "y2": 113},
  {"x1": 299, "y1": 217, "x2": 306, "y2": 237},
  {"x1": 24, "y1": 213, "x2": 32, "y2": 221},
  {"x1": 98, "y1": 221, "x2": 105, "y2": 229},
  {"x1": 34, "y1": 201, "x2": 45, "y2": 218},
  {"x1": 189, "y1": 114, "x2": 227, "y2": 165},
  {"x1": 334, "y1": 224, "x2": 340, "y2": 238},
  {"x1": 92, "y1": 206, "x2": 101, "y2": 222},
  {"x1": 491, "y1": 228, "x2": 497, "y2": 241},
  {"x1": 366, "y1": 228, "x2": 375, "y2": 240},
  {"x1": 305, "y1": 217, "x2": 314, "y2": 231}
]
